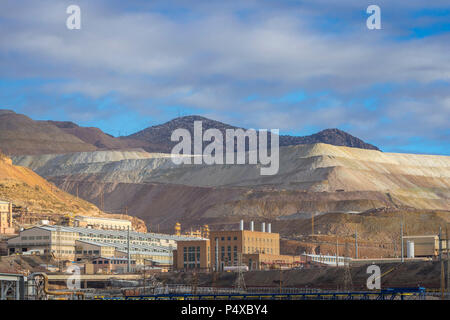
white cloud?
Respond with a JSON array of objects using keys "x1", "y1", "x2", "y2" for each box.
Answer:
[{"x1": 0, "y1": 0, "x2": 449, "y2": 153}]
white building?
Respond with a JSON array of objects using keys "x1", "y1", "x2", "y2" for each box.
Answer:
[
  {"x1": 74, "y1": 215, "x2": 132, "y2": 231},
  {"x1": 7, "y1": 225, "x2": 199, "y2": 266},
  {"x1": 302, "y1": 253, "x2": 351, "y2": 267}
]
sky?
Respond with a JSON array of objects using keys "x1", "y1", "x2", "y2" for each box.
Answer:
[{"x1": 0, "y1": 0, "x2": 449, "y2": 155}]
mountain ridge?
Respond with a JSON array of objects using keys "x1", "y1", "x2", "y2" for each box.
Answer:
[
  {"x1": 127, "y1": 115, "x2": 380, "y2": 152},
  {"x1": 0, "y1": 110, "x2": 379, "y2": 155}
]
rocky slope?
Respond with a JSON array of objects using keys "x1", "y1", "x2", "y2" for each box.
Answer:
[
  {"x1": 0, "y1": 110, "x2": 97, "y2": 155},
  {"x1": 12, "y1": 144, "x2": 450, "y2": 233},
  {"x1": 0, "y1": 152, "x2": 146, "y2": 232}
]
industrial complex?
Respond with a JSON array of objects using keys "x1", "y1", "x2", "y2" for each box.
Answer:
[{"x1": 1, "y1": 198, "x2": 449, "y2": 300}]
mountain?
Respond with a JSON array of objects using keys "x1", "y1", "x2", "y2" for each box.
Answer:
[
  {"x1": 46, "y1": 120, "x2": 163, "y2": 152},
  {"x1": 127, "y1": 115, "x2": 380, "y2": 152},
  {"x1": 0, "y1": 110, "x2": 379, "y2": 155},
  {"x1": 0, "y1": 110, "x2": 97, "y2": 155},
  {"x1": 13, "y1": 143, "x2": 450, "y2": 235},
  {"x1": 279, "y1": 128, "x2": 379, "y2": 150},
  {"x1": 0, "y1": 150, "x2": 146, "y2": 231}
]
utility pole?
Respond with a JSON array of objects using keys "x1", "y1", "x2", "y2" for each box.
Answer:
[
  {"x1": 311, "y1": 212, "x2": 314, "y2": 236},
  {"x1": 343, "y1": 241, "x2": 353, "y2": 292},
  {"x1": 447, "y1": 227, "x2": 449, "y2": 296},
  {"x1": 336, "y1": 235, "x2": 339, "y2": 267},
  {"x1": 279, "y1": 267, "x2": 282, "y2": 294},
  {"x1": 355, "y1": 230, "x2": 358, "y2": 259},
  {"x1": 192, "y1": 272, "x2": 198, "y2": 294},
  {"x1": 234, "y1": 253, "x2": 246, "y2": 293},
  {"x1": 127, "y1": 226, "x2": 131, "y2": 273},
  {"x1": 215, "y1": 238, "x2": 219, "y2": 272},
  {"x1": 400, "y1": 223, "x2": 404, "y2": 263},
  {"x1": 57, "y1": 226, "x2": 62, "y2": 272},
  {"x1": 439, "y1": 227, "x2": 444, "y2": 300},
  {"x1": 100, "y1": 190, "x2": 104, "y2": 211}
]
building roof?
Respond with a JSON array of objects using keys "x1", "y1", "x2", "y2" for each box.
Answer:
[
  {"x1": 51, "y1": 225, "x2": 199, "y2": 241},
  {"x1": 74, "y1": 215, "x2": 132, "y2": 223},
  {"x1": 75, "y1": 240, "x2": 116, "y2": 247},
  {"x1": 92, "y1": 256, "x2": 134, "y2": 261},
  {"x1": 33, "y1": 224, "x2": 200, "y2": 241},
  {"x1": 302, "y1": 253, "x2": 350, "y2": 260}
]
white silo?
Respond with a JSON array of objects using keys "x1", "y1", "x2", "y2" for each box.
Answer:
[
  {"x1": 407, "y1": 241, "x2": 415, "y2": 258},
  {"x1": 239, "y1": 220, "x2": 244, "y2": 231},
  {"x1": 267, "y1": 223, "x2": 272, "y2": 233},
  {"x1": 250, "y1": 221, "x2": 254, "y2": 231},
  {"x1": 261, "y1": 222, "x2": 266, "y2": 233}
]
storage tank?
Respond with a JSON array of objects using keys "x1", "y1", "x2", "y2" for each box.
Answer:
[
  {"x1": 250, "y1": 221, "x2": 254, "y2": 231},
  {"x1": 261, "y1": 222, "x2": 265, "y2": 233},
  {"x1": 239, "y1": 220, "x2": 244, "y2": 231},
  {"x1": 267, "y1": 223, "x2": 272, "y2": 233},
  {"x1": 407, "y1": 241, "x2": 415, "y2": 258}
]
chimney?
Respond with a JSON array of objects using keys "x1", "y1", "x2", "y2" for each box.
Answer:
[
  {"x1": 267, "y1": 223, "x2": 271, "y2": 233},
  {"x1": 261, "y1": 222, "x2": 265, "y2": 233},
  {"x1": 250, "y1": 221, "x2": 254, "y2": 232},
  {"x1": 239, "y1": 220, "x2": 244, "y2": 231}
]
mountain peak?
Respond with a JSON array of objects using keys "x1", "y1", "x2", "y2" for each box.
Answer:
[
  {"x1": 293, "y1": 128, "x2": 379, "y2": 150},
  {"x1": 127, "y1": 115, "x2": 379, "y2": 152}
]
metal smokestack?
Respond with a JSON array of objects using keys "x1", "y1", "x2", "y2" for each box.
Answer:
[
  {"x1": 261, "y1": 222, "x2": 265, "y2": 233},
  {"x1": 250, "y1": 221, "x2": 254, "y2": 232},
  {"x1": 267, "y1": 223, "x2": 271, "y2": 233},
  {"x1": 239, "y1": 220, "x2": 244, "y2": 231}
]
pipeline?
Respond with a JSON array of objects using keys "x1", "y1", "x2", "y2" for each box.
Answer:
[{"x1": 29, "y1": 272, "x2": 84, "y2": 300}]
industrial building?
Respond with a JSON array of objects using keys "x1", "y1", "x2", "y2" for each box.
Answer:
[
  {"x1": 210, "y1": 221, "x2": 280, "y2": 267},
  {"x1": 173, "y1": 220, "x2": 301, "y2": 271},
  {"x1": 73, "y1": 215, "x2": 132, "y2": 231},
  {"x1": 402, "y1": 235, "x2": 448, "y2": 258},
  {"x1": 7, "y1": 225, "x2": 199, "y2": 267},
  {"x1": 0, "y1": 200, "x2": 14, "y2": 234},
  {"x1": 90, "y1": 256, "x2": 137, "y2": 274},
  {"x1": 173, "y1": 239, "x2": 211, "y2": 271},
  {"x1": 7, "y1": 225, "x2": 78, "y2": 260},
  {"x1": 242, "y1": 253, "x2": 301, "y2": 270},
  {"x1": 301, "y1": 254, "x2": 350, "y2": 267}
]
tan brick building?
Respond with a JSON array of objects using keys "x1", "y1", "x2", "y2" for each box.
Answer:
[
  {"x1": 0, "y1": 200, "x2": 14, "y2": 234},
  {"x1": 210, "y1": 229, "x2": 280, "y2": 269},
  {"x1": 403, "y1": 235, "x2": 448, "y2": 257},
  {"x1": 173, "y1": 221, "x2": 302, "y2": 271},
  {"x1": 173, "y1": 239, "x2": 211, "y2": 271},
  {"x1": 242, "y1": 253, "x2": 301, "y2": 270}
]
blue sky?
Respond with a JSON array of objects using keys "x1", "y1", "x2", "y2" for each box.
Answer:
[{"x1": 0, "y1": 0, "x2": 449, "y2": 154}]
